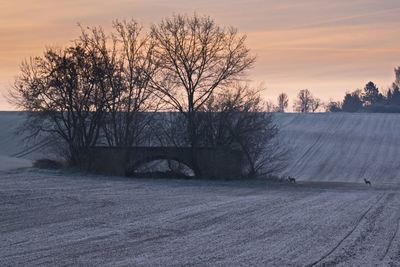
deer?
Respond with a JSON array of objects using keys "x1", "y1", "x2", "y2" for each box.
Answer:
[
  {"x1": 288, "y1": 176, "x2": 296, "y2": 183},
  {"x1": 364, "y1": 178, "x2": 371, "y2": 186}
]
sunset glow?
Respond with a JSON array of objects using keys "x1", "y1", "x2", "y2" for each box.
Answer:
[{"x1": 1, "y1": 0, "x2": 400, "y2": 110}]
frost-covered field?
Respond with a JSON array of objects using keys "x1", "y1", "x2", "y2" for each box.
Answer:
[
  {"x1": 2, "y1": 112, "x2": 400, "y2": 265},
  {"x1": 275, "y1": 112, "x2": 400, "y2": 183},
  {"x1": 2, "y1": 112, "x2": 400, "y2": 182},
  {"x1": 1, "y1": 170, "x2": 400, "y2": 266}
]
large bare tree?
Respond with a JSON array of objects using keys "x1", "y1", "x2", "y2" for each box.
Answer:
[
  {"x1": 150, "y1": 14, "x2": 255, "y2": 147},
  {"x1": 10, "y1": 20, "x2": 160, "y2": 165},
  {"x1": 10, "y1": 44, "x2": 109, "y2": 165},
  {"x1": 79, "y1": 20, "x2": 160, "y2": 147}
]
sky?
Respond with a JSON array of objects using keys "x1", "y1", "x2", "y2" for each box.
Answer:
[{"x1": 1, "y1": 0, "x2": 400, "y2": 110}]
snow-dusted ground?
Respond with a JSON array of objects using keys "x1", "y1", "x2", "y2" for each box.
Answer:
[
  {"x1": 275, "y1": 112, "x2": 400, "y2": 183},
  {"x1": 0, "y1": 112, "x2": 33, "y2": 171},
  {"x1": 1, "y1": 170, "x2": 400, "y2": 266},
  {"x1": 0, "y1": 155, "x2": 32, "y2": 171},
  {"x1": 2, "y1": 112, "x2": 400, "y2": 265},
  {"x1": 0, "y1": 112, "x2": 34, "y2": 158},
  {"x1": 1, "y1": 111, "x2": 400, "y2": 182}
]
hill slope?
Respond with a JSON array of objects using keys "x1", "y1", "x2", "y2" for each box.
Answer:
[
  {"x1": 275, "y1": 113, "x2": 400, "y2": 183},
  {"x1": 1, "y1": 112, "x2": 399, "y2": 183}
]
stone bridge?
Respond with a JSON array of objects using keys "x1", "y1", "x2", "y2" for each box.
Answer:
[{"x1": 88, "y1": 147, "x2": 243, "y2": 179}]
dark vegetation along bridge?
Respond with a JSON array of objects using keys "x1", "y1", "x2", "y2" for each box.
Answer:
[{"x1": 89, "y1": 147, "x2": 244, "y2": 179}]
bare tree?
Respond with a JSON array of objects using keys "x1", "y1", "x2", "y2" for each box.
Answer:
[
  {"x1": 9, "y1": 21, "x2": 161, "y2": 165},
  {"x1": 10, "y1": 44, "x2": 109, "y2": 166},
  {"x1": 150, "y1": 84, "x2": 287, "y2": 178},
  {"x1": 196, "y1": 84, "x2": 287, "y2": 177},
  {"x1": 293, "y1": 89, "x2": 320, "y2": 113},
  {"x1": 78, "y1": 21, "x2": 161, "y2": 147},
  {"x1": 149, "y1": 14, "x2": 255, "y2": 147},
  {"x1": 311, "y1": 97, "x2": 321, "y2": 112},
  {"x1": 277, "y1": 93, "x2": 289, "y2": 112},
  {"x1": 264, "y1": 100, "x2": 278, "y2": 112}
]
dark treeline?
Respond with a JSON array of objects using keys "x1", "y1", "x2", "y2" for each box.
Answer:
[
  {"x1": 326, "y1": 68, "x2": 400, "y2": 113},
  {"x1": 9, "y1": 14, "x2": 286, "y2": 178},
  {"x1": 271, "y1": 67, "x2": 400, "y2": 113}
]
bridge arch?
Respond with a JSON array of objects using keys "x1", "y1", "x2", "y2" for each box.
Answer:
[
  {"x1": 88, "y1": 146, "x2": 243, "y2": 179},
  {"x1": 126, "y1": 155, "x2": 196, "y2": 177}
]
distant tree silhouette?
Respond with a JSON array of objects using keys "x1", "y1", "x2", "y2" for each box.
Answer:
[
  {"x1": 362, "y1": 81, "x2": 383, "y2": 106},
  {"x1": 293, "y1": 89, "x2": 320, "y2": 113},
  {"x1": 386, "y1": 88, "x2": 393, "y2": 103},
  {"x1": 388, "y1": 67, "x2": 400, "y2": 106},
  {"x1": 265, "y1": 101, "x2": 277, "y2": 112},
  {"x1": 333, "y1": 69, "x2": 400, "y2": 113},
  {"x1": 277, "y1": 93, "x2": 289, "y2": 112},
  {"x1": 382, "y1": 70, "x2": 400, "y2": 112},
  {"x1": 389, "y1": 85, "x2": 400, "y2": 106},
  {"x1": 342, "y1": 90, "x2": 363, "y2": 112},
  {"x1": 326, "y1": 100, "x2": 342, "y2": 112},
  {"x1": 311, "y1": 98, "x2": 321, "y2": 112}
]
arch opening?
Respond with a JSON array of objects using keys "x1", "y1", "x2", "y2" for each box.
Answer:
[{"x1": 126, "y1": 158, "x2": 195, "y2": 179}]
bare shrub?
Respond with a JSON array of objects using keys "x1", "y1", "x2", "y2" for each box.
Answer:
[{"x1": 33, "y1": 159, "x2": 64, "y2": 170}]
